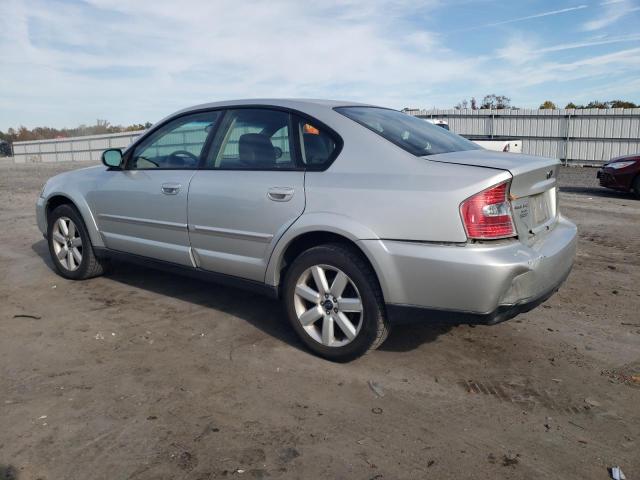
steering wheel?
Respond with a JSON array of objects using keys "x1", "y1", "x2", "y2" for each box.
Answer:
[
  {"x1": 167, "y1": 150, "x2": 199, "y2": 167},
  {"x1": 134, "y1": 156, "x2": 159, "y2": 168}
]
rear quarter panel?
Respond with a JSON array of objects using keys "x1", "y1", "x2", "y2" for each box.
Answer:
[{"x1": 301, "y1": 116, "x2": 512, "y2": 243}]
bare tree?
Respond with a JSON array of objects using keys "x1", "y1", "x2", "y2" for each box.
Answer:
[{"x1": 481, "y1": 94, "x2": 512, "y2": 109}]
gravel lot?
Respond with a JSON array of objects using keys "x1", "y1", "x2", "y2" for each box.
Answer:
[{"x1": 1, "y1": 162, "x2": 638, "y2": 480}]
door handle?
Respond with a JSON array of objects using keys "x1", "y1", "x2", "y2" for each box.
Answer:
[
  {"x1": 267, "y1": 187, "x2": 294, "y2": 202},
  {"x1": 161, "y1": 183, "x2": 182, "y2": 195}
]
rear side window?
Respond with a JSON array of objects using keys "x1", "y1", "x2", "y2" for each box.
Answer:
[
  {"x1": 335, "y1": 106, "x2": 480, "y2": 156},
  {"x1": 296, "y1": 118, "x2": 338, "y2": 169}
]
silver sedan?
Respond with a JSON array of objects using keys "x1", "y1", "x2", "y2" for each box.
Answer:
[{"x1": 36, "y1": 99, "x2": 577, "y2": 361}]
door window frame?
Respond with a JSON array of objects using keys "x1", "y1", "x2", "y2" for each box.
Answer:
[
  {"x1": 205, "y1": 108, "x2": 301, "y2": 171},
  {"x1": 123, "y1": 111, "x2": 224, "y2": 171},
  {"x1": 121, "y1": 105, "x2": 344, "y2": 172}
]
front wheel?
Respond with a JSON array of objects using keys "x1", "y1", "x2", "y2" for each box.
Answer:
[
  {"x1": 283, "y1": 243, "x2": 389, "y2": 361},
  {"x1": 633, "y1": 175, "x2": 640, "y2": 199},
  {"x1": 47, "y1": 204, "x2": 107, "y2": 280}
]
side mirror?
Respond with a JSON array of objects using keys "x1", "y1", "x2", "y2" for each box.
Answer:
[{"x1": 102, "y1": 148, "x2": 123, "y2": 169}]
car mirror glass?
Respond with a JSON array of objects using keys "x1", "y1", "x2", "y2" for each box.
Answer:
[{"x1": 102, "y1": 149, "x2": 123, "y2": 168}]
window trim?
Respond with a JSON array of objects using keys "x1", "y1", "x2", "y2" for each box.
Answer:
[
  {"x1": 203, "y1": 108, "x2": 301, "y2": 171},
  {"x1": 333, "y1": 105, "x2": 480, "y2": 157},
  {"x1": 293, "y1": 115, "x2": 342, "y2": 172},
  {"x1": 124, "y1": 111, "x2": 223, "y2": 171},
  {"x1": 123, "y1": 104, "x2": 344, "y2": 172}
]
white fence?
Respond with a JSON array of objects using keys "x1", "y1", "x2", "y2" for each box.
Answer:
[
  {"x1": 10, "y1": 107, "x2": 640, "y2": 165},
  {"x1": 11, "y1": 131, "x2": 144, "y2": 163},
  {"x1": 406, "y1": 107, "x2": 640, "y2": 165}
]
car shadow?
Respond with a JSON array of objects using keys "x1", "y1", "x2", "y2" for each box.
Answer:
[
  {"x1": 32, "y1": 239, "x2": 303, "y2": 352},
  {"x1": 32, "y1": 240, "x2": 448, "y2": 354},
  {"x1": 560, "y1": 185, "x2": 636, "y2": 200},
  {"x1": 378, "y1": 323, "x2": 452, "y2": 352},
  {"x1": 0, "y1": 464, "x2": 18, "y2": 480}
]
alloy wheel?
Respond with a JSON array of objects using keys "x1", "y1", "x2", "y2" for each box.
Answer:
[
  {"x1": 51, "y1": 216, "x2": 83, "y2": 271},
  {"x1": 293, "y1": 264, "x2": 364, "y2": 347}
]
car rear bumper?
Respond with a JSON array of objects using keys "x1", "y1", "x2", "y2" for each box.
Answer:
[{"x1": 359, "y1": 215, "x2": 577, "y2": 325}]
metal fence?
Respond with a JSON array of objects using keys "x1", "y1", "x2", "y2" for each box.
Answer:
[
  {"x1": 11, "y1": 131, "x2": 144, "y2": 163},
  {"x1": 10, "y1": 107, "x2": 640, "y2": 166},
  {"x1": 10, "y1": 127, "x2": 291, "y2": 164},
  {"x1": 406, "y1": 107, "x2": 640, "y2": 166}
]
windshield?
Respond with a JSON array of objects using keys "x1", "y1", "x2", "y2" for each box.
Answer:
[{"x1": 336, "y1": 106, "x2": 480, "y2": 156}]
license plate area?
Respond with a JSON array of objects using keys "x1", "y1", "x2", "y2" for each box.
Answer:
[
  {"x1": 512, "y1": 189, "x2": 556, "y2": 239},
  {"x1": 530, "y1": 193, "x2": 550, "y2": 225}
]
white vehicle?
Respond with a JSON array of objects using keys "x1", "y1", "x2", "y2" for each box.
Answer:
[
  {"x1": 424, "y1": 119, "x2": 450, "y2": 130},
  {"x1": 423, "y1": 119, "x2": 522, "y2": 153},
  {"x1": 475, "y1": 139, "x2": 523, "y2": 153}
]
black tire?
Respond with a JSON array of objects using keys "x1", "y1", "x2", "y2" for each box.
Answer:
[
  {"x1": 283, "y1": 243, "x2": 390, "y2": 362},
  {"x1": 633, "y1": 176, "x2": 640, "y2": 199},
  {"x1": 47, "y1": 204, "x2": 107, "y2": 280}
]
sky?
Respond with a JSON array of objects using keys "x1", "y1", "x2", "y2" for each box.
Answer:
[{"x1": 1, "y1": 0, "x2": 639, "y2": 130}]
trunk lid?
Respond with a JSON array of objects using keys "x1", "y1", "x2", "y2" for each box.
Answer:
[{"x1": 425, "y1": 149, "x2": 560, "y2": 244}]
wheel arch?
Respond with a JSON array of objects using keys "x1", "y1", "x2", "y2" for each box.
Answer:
[
  {"x1": 45, "y1": 193, "x2": 105, "y2": 248},
  {"x1": 265, "y1": 214, "x2": 386, "y2": 300}
]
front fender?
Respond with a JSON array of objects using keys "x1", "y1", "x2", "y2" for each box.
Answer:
[{"x1": 43, "y1": 190, "x2": 104, "y2": 248}]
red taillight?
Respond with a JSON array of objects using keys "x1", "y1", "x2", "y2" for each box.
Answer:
[{"x1": 460, "y1": 182, "x2": 516, "y2": 240}]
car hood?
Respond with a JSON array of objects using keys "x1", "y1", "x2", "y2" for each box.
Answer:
[{"x1": 606, "y1": 155, "x2": 639, "y2": 165}]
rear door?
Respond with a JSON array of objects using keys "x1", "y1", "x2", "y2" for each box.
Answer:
[
  {"x1": 89, "y1": 111, "x2": 222, "y2": 266},
  {"x1": 187, "y1": 108, "x2": 308, "y2": 281}
]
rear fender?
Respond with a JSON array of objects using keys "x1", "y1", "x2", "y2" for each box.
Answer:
[{"x1": 264, "y1": 212, "x2": 380, "y2": 288}]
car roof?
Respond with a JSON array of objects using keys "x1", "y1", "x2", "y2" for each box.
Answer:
[{"x1": 173, "y1": 98, "x2": 376, "y2": 116}]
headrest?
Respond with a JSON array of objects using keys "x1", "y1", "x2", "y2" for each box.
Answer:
[
  {"x1": 303, "y1": 133, "x2": 330, "y2": 164},
  {"x1": 239, "y1": 133, "x2": 276, "y2": 167}
]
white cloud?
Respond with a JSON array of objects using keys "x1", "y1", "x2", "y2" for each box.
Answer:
[
  {"x1": 1, "y1": 0, "x2": 486, "y2": 128},
  {"x1": 457, "y1": 5, "x2": 588, "y2": 31},
  {"x1": 583, "y1": 0, "x2": 639, "y2": 30},
  {"x1": 0, "y1": 0, "x2": 638, "y2": 127}
]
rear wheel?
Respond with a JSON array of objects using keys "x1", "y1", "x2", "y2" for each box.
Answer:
[
  {"x1": 283, "y1": 243, "x2": 389, "y2": 361},
  {"x1": 633, "y1": 175, "x2": 640, "y2": 199},
  {"x1": 47, "y1": 204, "x2": 107, "y2": 280}
]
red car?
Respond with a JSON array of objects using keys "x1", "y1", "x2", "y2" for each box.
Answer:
[{"x1": 597, "y1": 154, "x2": 640, "y2": 198}]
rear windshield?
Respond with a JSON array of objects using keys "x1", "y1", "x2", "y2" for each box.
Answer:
[{"x1": 335, "y1": 106, "x2": 480, "y2": 156}]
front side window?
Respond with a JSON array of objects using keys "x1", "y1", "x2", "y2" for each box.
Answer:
[
  {"x1": 296, "y1": 119, "x2": 338, "y2": 169},
  {"x1": 335, "y1": 106, "x2": 480, "y2": 156},
  {"x1": 129, "y1": 111, "x2": 221, "y2": 169},
  {"x1": 208, "y1": 109, "x2": 295, "y2": 170}
]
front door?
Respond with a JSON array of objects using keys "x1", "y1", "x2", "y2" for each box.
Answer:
[
  {"x1": 88, "y1": 111, "x2": 222, "y2": 266},
  {"x1": 188, "y1": 108, "x2": 305, "y2": 281}
]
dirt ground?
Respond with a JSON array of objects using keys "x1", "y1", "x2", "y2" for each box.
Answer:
[{"x1": 0, "y1": 161, "x2": 638, "y2": 480}]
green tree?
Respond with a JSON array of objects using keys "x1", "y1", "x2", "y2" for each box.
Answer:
[
  {"x1": 565, "y1": 102, "x2": 578, "y2": 109},
  {"x1": 539, "y1": 100, "x2": 557, "y2": 109},
  {"x1": 610, "y1": 99, "x2": 637, "y2": 108},
  {"x1": 585, "y1": 100, "x2": 610, "y2": 109}
]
